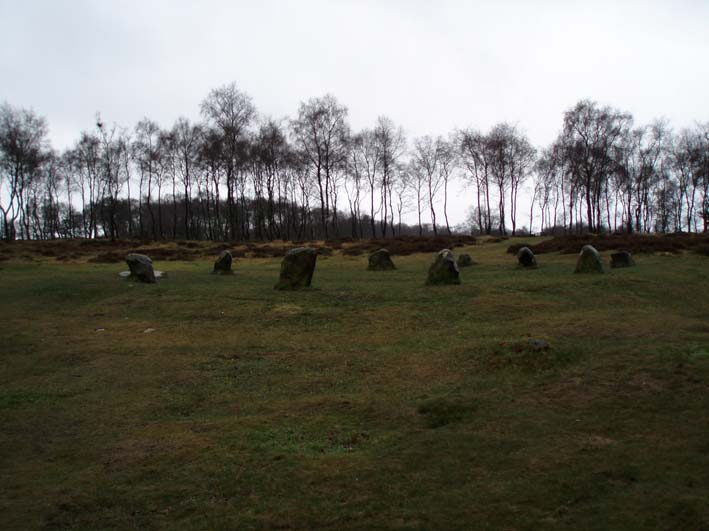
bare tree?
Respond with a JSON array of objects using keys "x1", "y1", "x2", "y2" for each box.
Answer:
[
  {"x1": 291, "y1": 94, "x2": 350, "y2": 239},
  {"x1": 95, "y1": 116, "x2": 125, "y2": 241},
  {"x1": 170, "y1": 118, "x2": 202, "y2": 239},
  {"x1": 201, "y1": 82, "x2": 256, "y2": 240},
  {"x1": 345, "y1": 133, "x2": 367, "y2": 238},
  {"x1": 350, "y1": 129, "x2": 381, "y2": 238},
  {"x1": 458, "y1": 129, "x2": 493, "y2": 234},
  {"x1": 0, "y1": 102, "x2": 49, "y2": 241},
  {"x1": 37, "y1": 150, "x2": 62, "y2": 238},
  {"x1": 533, "y1": 145, "x2": 562, "y2": 234},
  {"x1": 406, "y1": 158, "x2": 426, "y2": 236},
  {"x1": 437, "y1": 136, "x2": 458, "y2": 235},
  {"x1": 508, "y1": 130, "x2": 535, "y2": 235},
  {"x1": 392, "y1": 169, "x2": 411, "y2": 236},
  {"x1": 411, "y1": 136, "x2": 443, "y2": 235},
  {"x1": 614, "y1": 120, "x2": 671, "y2": 233},
  {"x1": 373, "y1": 116, "x2": 406, "y2": 238},
  {"x1": 133, "y1": 118, "x2": 161, "y2": 239},
  {"x1": 558, "y1": 100, "x2": 632, "y2": 232},
  {"x1": 696, "y1": 124, "x2": 709, "y2": 232},
  {"x1": 250, "y1": 119, "x2": 292, "y2": 240}
]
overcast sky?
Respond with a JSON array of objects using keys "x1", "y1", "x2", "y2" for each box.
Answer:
[{"x1": 1, "y1": 0, "x2": 708, "y2": 226}]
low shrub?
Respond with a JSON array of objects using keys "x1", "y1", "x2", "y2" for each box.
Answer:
[
  {"x1": 507, "y1": 233, "x2": 709, "y2": 255},
  {"x1": 342, "y1": 235, "x2": 476, "y2": 256},
  {"x1": 203, "y1": 243, "x2": 231, "y2": 254},
  {"x1": 125, "y1": 247, "x2": 201, "y2": 261},
  {"x1": 88, "y1": 252, "x2": 124, "y2": 263},
  {"x1": 250, "y1": 245, "x2": 291, "y2": 258},
  {"x1": 694, "y1": 244, "x2": 709, "y2": 256}
]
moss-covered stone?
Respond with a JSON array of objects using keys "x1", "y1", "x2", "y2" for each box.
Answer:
[
  {"x1": 426, "y1": 249, "x2": 460, "y2": 285},
  {"x1": 610, "y1": 251, "x2": 635, "y2": 268},
  {"x1": 456, "y1": 253, "x2": 475, "y2": 267},
  {"x1": 574, "y1": 245, "x2": 603, "y2": 273},
  {"x1": 517, "y1": 247, "x2": 537, "y2": 268},
  {"x1": 274, "y1": 247, "x2": 317, "y2": 290},
  {"x1": 213, "y1": 250, "x2": 233, "y2": 274},
  {"x1": 125, "y1": 253, "x2": 156, "y2": 283},
  {"x1": 367, "y1": 249, "x2": 396, "y2": 271}
]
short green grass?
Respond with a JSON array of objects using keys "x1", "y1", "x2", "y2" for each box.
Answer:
[{"x1": 2, "y1": 240, "x2": 709, "y2": 530}]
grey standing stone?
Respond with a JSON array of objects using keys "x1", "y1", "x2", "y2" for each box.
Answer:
[
  {"x1": 517, "y1": 247, "x2": 537, "y2": 268},
  {"x1": 213, "y1": 250, "x2": 233, "y2": 274},
  {"x1": 610, "y1": 251, "x2": 635, "y2": 268},
  {"x1": 275, "y1": 247, "x2": 317, "y2": 290},
  {"x1": 426, "y1": 249, "x2": 460, "y2": 285},
  {"x1": 368, "y1": 249, "x2": 396, "y2": 271},
  {"x1": 574, "y1": 245, "x2": 603, "y2": 273},
  {"x1": 457, "y1": 253, "x2": 475, "y2": 267},
  {"x1": 125, "y1": 253, "x2": 156, "y2": 283}
]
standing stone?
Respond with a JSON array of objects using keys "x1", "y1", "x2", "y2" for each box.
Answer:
[
  {"x1": 125, "y1": 253, "x2": 156, "y2": 283},
  {"x1": 368, "y1": 249, "x2": 396, "y2": 271},
  {"x1": 457, "y1": 254, "x2": 475, "y2": 267},
  {"x1": 610, "y1": 251, "x2": 635, "y2": 268},
  {"x1": 574, "y1": 245, "x2": 604, "y2": 273},
  {"x1": 517, "y1": 247, "x2": 537, "y2": 268},
  {"x1": 426, "y1": 249, "x2": 460, "y2": 285},
  {"x1": 213, "y1": 250, "x2": 233, "y2": 274},
  {"x1": 275, "y1": 247, "x2": 317, "y2": 290}
]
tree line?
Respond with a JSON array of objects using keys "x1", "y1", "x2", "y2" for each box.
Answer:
[{"x1": 1, "y1": 84, "x2": 708, "y2": 242}]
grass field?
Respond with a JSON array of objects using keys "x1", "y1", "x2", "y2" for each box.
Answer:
[{"x1": 2, "y1": 239, "x2": 709, "y2": 530}]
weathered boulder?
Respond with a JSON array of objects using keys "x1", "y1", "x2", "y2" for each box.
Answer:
[
  {"x1": 426, "y1": 249, "x2": 460, "y2": 285},
  {"x1": 125, "y1": 253, "x2": 156, "y2": 283},
  {"x1": 574, "y1": 245, "x2": 603, "y2": 273},
  {"x1": 368, "y1": 249, "x2": 396, "y2": 271},
  {"x1": 457, "y1": 253, "x2": 475, "y2": 267},
  {"x1": 274, "y1": 247, "x2": 317, "y2": 290},
  {"x1": 610, "y1": 250, "x2": 635, "y2": 268},
  {"x1": 517, "y1": 247, "x2": 537, "y2": 268},
  {"x1": 213, "y1": 250, "x2": 233, "y2": 274}
]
